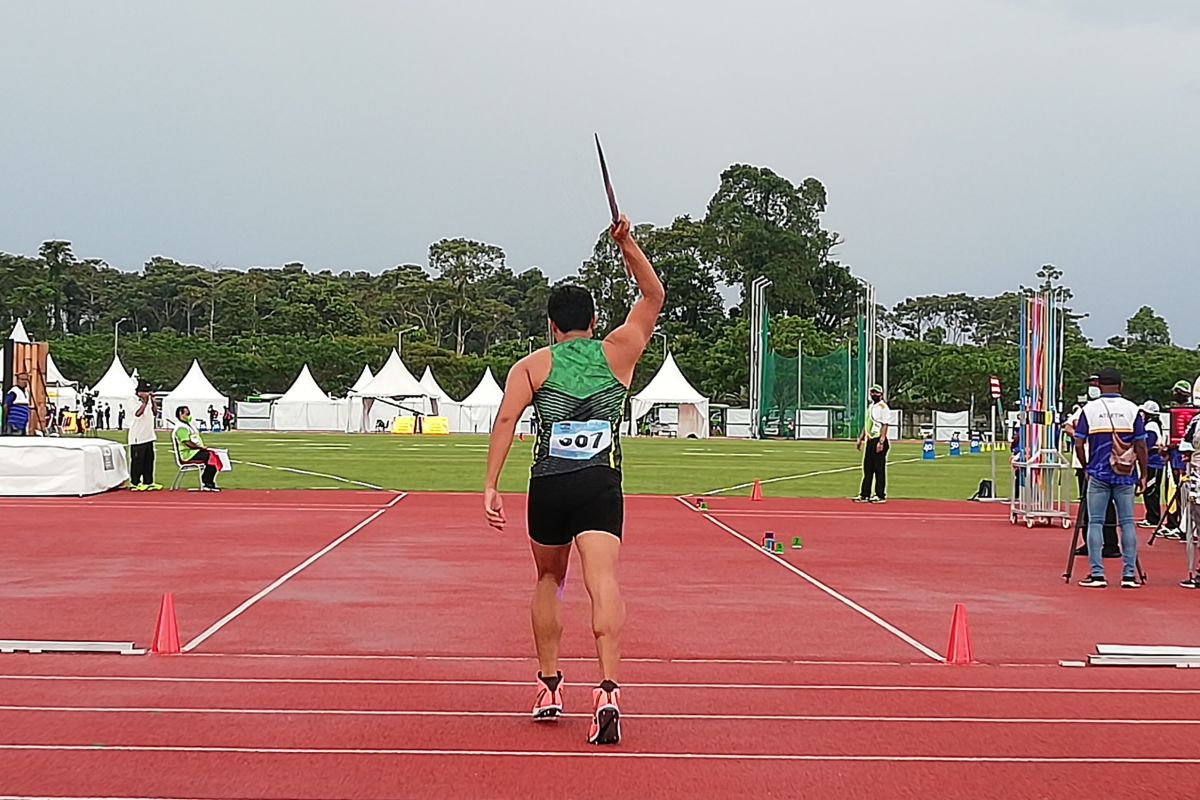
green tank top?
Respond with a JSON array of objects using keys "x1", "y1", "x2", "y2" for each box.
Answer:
[{"x1": 531, "y1": 338, "x2": 627, "y2": 478}]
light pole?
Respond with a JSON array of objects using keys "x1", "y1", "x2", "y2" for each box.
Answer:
[
  {"x1": 114, "y1": 318, "x2": 128, "y2": 359},
  {"x1": 396, "y1": 325, "x2": 418, "y2": 356},
  {"x1": 651, "y1": 330, "x2": 667, "y2": 360}
]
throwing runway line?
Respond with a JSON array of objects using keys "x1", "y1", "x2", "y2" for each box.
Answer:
[
  {"x1": 700, "y1": 513, "x2": 944, "y2": 662},
  {"x1": 703, "y1": 456, "x2": 924, "y2": 496},
  {"x1": 7, "y1": 674, "x2": 1200, "y2": 693},
  {"x1": 180, "y1": 492, "x2": 406, "y2": 653},
  {"x1": 233, "y1": 459, "x2": 387, "y2": 491},
  {"x1": 5, "y1": 704, "x2": 1198, "y2": 725},
  {"x1": 2, "y1": 744, "x2": 1197, "y2": 764}
]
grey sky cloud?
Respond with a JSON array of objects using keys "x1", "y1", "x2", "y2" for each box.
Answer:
[{"x1": 1, "y1": 1, "x2": 1197, "y2": 344}]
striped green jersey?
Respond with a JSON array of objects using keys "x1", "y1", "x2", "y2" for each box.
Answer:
[{"x1": 531, "y1": 338, "x2": 627, "y2": 478}]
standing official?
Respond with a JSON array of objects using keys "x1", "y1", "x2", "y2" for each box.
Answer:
[{"x1": 855, "y1": 384, "x2": 890, "y2": 504}]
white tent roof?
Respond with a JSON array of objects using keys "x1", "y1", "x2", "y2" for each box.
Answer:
[
  {"x1": 8, "y1": 319, "x2": 30, "y2": 343},
  {"x1": 349, "y1": 365, "x2": 375, "y2": 394},
  {"x1": 92, "y1": 355, "x2": 137, "y2": 396},
  {"x1": 357, "y1": 349, "x2": 427, "y2": 397},
  {"x1": 165, "y1": 359, "x2": 226, "y2": 402},
  {"x1": 460, "y1": 367, "x2": 504, "y2": 407},
  {"x1": 46, "y1": 353, "x2": 76, "y2": 386},
  {"x1": 278, "y1": 364, "x2": 331, "y2": 403},
  {"x1": 419, "y1": 366, "x2": 456, "y2": 402},
  {"x1": 633, "y1": 353, "x2": 707, "y2": 405}
]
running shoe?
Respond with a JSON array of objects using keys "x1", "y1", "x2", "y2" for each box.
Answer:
[
  {"x1": 1181, "y1": 576, "x2": 1199, "y2": 589},
  {"x1": 201, "y1": 485, "x2": 221, "y2": 493},
  {"x1": 1078, "y1": 575, "x2": 1107, "y2": 588},
  {"x1": 588, "y1": 682, "x2": 621, "y2": 745},
  {"x1": 129, "y1": 483, "x2": 144, "y2": 492},
  {"x1": 1120, "y1": 575, "x2": 1141, "y2": 589},
  {"x1": 869, "y1": 497, "x2": 887, "y2": 504},
  {"x1": 532, "y1": 674, "x2": 563, "y2": 721},
  {"x1": 851, "y1": 496, "x2": 870, "y2": 503},
  {"x1": 147, "y1": 483, "x2": 164, "y2": 491}
]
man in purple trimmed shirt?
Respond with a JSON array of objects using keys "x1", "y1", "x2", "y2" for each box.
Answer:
[{"x1": 1073, "y1": 368, "x2": 1149, "y2": 589}]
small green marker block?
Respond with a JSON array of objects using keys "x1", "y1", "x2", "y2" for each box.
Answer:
[
  {"x1": 791, "y1": 537, "x2": 803, "y2": 549},
  {"x1": 772, "y1": 541, "x2": 785, "y2": 554}
]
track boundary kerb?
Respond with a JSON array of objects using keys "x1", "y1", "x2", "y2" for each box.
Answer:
[
  {"x1": 180, "y1": 492, "x2": 407, "y2": 653},
  {"x1": 688, "y1": 507, "x2": 945, "y2": 663}
]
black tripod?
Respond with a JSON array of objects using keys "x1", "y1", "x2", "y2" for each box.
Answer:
[{"x1": 1063, "y1": 483, "x2": 1147, "y2": 584}]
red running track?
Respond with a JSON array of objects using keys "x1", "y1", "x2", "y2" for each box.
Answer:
[{"x1": 2, "y1": 490, "x2": 1199, "y2": 798}]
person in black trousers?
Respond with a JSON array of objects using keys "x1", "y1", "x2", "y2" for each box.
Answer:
[
  {"x1": 855, "y1": 384, "x2": 890, "y2": 504},
  {"x1": 127, "y1": 382, "x2": 161, "y2": 490}
]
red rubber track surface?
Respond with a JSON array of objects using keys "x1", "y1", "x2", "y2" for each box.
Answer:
[{"x1": 1, "y1": 490, "x2": 1197, "y2": 798}]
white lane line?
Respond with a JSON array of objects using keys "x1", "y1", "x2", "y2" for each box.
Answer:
[
  {"x1": 180, "y1": 493, "x2": 406, "y2": 653},
  {"x1": 185, "y1": 653, "x2": 901, "y2": 666},
  {"x1": 708, "y1": 510, "x2": 1004, "y2": 520},
  {"x1": 2, "y1": 705, "x2": 1197, "y2": 725},
  {"x1": 702, "y1": 456, "x2": 924, "y2": 495},
  {"x1": 232, "y1": 460, "x2": 386, "y2": 491},
  {"x1": 699, "y1": 513, "x2": 945, "y2": 663},
  {"x1": 0, "y1": 744, "x2": 1196, "y2": 764},
  {"x1": 3, "y1": 674, "x2": 1198, "y2": 694}
]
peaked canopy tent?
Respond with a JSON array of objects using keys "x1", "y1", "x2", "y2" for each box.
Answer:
[
  {"x1": 347, "y1": 349, "x2": 428, "y2": 432},
  {"x1": 349, "y1": 365, "x2": 375, "y2": 395},
  {"x1": 273, "y1": 365, "x2": 346, "y2": 431},
  {"x1": 455, "y1": 368, "x2": 503, "y2": 433},
  {"x1": 45, "y1": 353, "x2": 79, "y2": 410},
  {"x1": 630, "y1": 352, "x2": 710, "y2": 439},
  {"x1": 419, "y1": 366, "x2": 464, "y2": 431},
  {"x1": 8, "y1": 319, "x2": 30, "y2": 343},
  {"x1": 162, "y1": 360, "x2": 229, "y2": 426},
  {"x1": 91, "y1": 355, "x2": 139, "y2": 420}
]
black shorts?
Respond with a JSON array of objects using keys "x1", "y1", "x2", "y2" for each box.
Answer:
[{"x1": 527, "y1": 466, "x2": 623, "y2": 547}]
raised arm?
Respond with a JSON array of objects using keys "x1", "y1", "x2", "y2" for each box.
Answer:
[{"x1": 602, "y1": 215, "x2": 665, "y2": 385}]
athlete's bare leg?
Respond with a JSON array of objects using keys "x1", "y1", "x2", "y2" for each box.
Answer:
[
  {"x1": 530, "y1": 541, "x2": 571, "y2": 677},
  {"x1": 574, "y1": 531, "x2": 624, "y2": 681}
]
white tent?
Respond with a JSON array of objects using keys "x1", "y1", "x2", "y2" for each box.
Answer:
[
  {"x1": 8, "y1": 319, "x2": 30, "y2": 343},
  {"x1": 457, "y1": 368, "x2": 505, "y2": 433},
  {"x1": 419, "y1": 366, "x2": 467, "y2": 431},
  {"x1": 349, "y1": 365, "x2": 375, "y2": 394},
  {"x1": 273, "y1": 364, "x2": 345, "y2": 431},
  {"x1": 162, "y1": 360, "x2": 229, "y2": 426},
  {"x1": 45, "y1": 353, "x2": 79, "y2": 410},
  {"x1": 348, "y1": 349, "x2": 428, "y2": 431},
  {"x1": 631, "y1": 353, "x2": 710, "y2": 439},
  {"x1": 92, "y1": 355, "x2": 139, "y2": 421}
]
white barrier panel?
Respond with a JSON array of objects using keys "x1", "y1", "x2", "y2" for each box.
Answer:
[
  {"x1": 797, "y1": 409, "x2": 830, "y2": 439},
  {"x1": 0, "y1": 438, "x2": 128, "y2": 496},
  {"x1": 934, "y1": 410, "x2": 970, "y2": 442}
]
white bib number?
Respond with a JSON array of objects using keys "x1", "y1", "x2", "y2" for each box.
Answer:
[{"x1": 549, "y1": 420, "x2": 612, "y2": 461}]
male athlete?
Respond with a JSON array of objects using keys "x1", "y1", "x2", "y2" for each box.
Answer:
[{"x1": 484, "y1": 214, "x2": 663, "y2": 745}]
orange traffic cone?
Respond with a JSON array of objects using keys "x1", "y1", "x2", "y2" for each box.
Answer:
[
  {"x1": 945, "y1": 603, "x2": 974, "y2": 665},
  {"x1": 151, "y1": 593, "x2": 181, "y2": 655},
  {"x1": 750, "y1": 480, "x2": 763, "y2": 502}
]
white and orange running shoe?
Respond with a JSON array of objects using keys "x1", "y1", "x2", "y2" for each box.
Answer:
[
  {"x1": 532, "y1": 673, "x2": 563, "y2": 721},
  {"x1": 588, "y1": 681, "x2": 621, "y2": 745}
]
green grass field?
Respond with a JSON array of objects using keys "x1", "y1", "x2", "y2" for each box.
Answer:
[{"x1": 97, "y1": 431, "x2": 1008, "y2": 501}]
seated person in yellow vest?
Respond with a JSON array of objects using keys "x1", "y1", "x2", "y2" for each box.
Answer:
[{"x1": 174, "y1": 406, "x2": 221, "y2": 492}]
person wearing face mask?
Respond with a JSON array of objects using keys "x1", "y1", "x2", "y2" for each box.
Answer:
[
  {"x1": 1065, "y1": 375, "x2": 1121, "y2": 559},
  {"x1": 173, "y1": 405, "x2": 221, "y2": 492},
  {"x1": 854, "y1": 384, "x2": 890, "y2": 503},
  {"x1": 1138, "y1": 400, "x2": 1165, "y2": 529},
  {"x1": 1160, "y1": 380, "x2": 1198, "y2": 537}
]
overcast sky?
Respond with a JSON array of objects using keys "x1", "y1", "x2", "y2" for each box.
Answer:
[{"x1": 2, "y1": 1, "x2": 1197, "y2": 344}]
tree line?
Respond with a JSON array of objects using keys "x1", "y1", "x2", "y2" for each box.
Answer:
[{"x1": 4, "y1": 163, "x2": 1196, "y2": 411}]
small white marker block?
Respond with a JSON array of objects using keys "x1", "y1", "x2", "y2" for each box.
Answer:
[{"x1": 1058, "y1": 660, "x2": 1086, "y2": 668}]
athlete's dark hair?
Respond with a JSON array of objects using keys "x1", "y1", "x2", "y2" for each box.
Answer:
[{"x1": 547, "y1": 284, "x2": 595, "y2": 333}]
